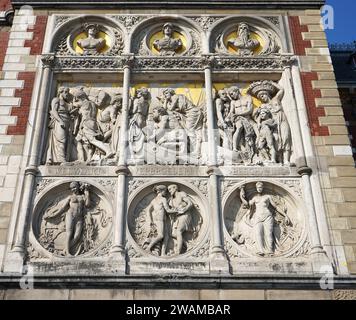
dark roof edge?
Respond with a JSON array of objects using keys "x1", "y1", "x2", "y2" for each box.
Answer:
[{"x1": 11, "y1": 0, "x2": 326, "y2": 10}]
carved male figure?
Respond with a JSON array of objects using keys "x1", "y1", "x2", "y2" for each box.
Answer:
[
  {"x1": 228, "y1": 22, "x2": 260, "y2": 56},
  {"x1": 153, "y1": 23, "x2": 183, "y2": 56},
  {"x1": 144, "y1": 185, "x2": 175, "y2": 255},
  {"x1": 43, "y1": 182, "x2": 91, "y2": 256},
  {"x1": 46, "y1": 87, "x2": 72, "y2": 165},
  {"x1": 167, "y1": 184, "x2": 194, "y2": 254},
  {"x1": 159, "y1": 88, "x2": 204, "y2": 157},
  {"x1": 228, "y1": 86, "x2": 256, "y2": 162},
  {"x1": 72, "y1": 89, "x2": 114, "y2": 163},
  {"x1": 77, "y1": 23, "x2": 106, "y2": 55},
  {"x1": 215, "y1": 89, "x2": 233, "y2": 149}
]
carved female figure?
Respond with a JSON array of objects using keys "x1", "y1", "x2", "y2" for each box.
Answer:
[
  {"x1": 248, "y1": 81, "x2": 292, "y2": 165},
  {"x1": 129, "y1": 88, "x2": 150, "y2": 157},
  {"x1": 46, "y1": 87, "x2": 72, "y2": 165},
  {"x1": 167, "y1": 184, "x2": 194, "y2": 255}
]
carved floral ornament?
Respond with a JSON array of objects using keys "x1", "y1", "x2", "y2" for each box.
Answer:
[
  {"x1": 223, "y1": 181, "x2": 307, "y2": 258},
  {"x1": 30, "y1": 181, "x2": 113, "y2": 258},
  {"x1": 127, "y1": 182, "x2": 209, "y2": 259}
]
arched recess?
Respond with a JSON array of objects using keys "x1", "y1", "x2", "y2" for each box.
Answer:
[
  {"x1": 48, "y1": 15, "x2": 128, "y2": 56},
  {"x1": 129, "y1": 16, "x2": 204, "y2": 56},
  {"x1": 209, "y1": 16, "x2": 287, "y2": 55}
]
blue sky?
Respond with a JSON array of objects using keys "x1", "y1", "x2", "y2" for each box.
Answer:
[{"x1": 325, "y1": 0, "x2": 356, "y2": 44}]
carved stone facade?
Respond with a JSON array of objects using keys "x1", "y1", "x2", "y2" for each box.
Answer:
[{"x1": 0, "y1": 0, "x2": 355, "y2": 297}]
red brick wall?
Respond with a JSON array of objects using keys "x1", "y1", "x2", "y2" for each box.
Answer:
[
  {"x1": 7, "y1": 16, "x2": 48, "y2": 136},
  {"x1": 288, "y1": 16, "x2": 329, "y2": 137},
  {"x1": 0, "y1": 31, "x2": 9, "y2": 69},
  {"x1": 0, "y1": 0, "x2": 12, "y2": 11}
]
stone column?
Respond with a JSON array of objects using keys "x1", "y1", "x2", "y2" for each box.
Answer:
[
  {"x1": 110, "y1": 55, "x2": 133, "y2": 272},
  {"x1": 290, "y1": 64, "x2": 332, "y2": 271},
  {"x1": 5, "y1": 56, "x2": 54, "y2": 272},
  {"x1": 202, "y1": 55, "x2": 230, "y2": 274}
]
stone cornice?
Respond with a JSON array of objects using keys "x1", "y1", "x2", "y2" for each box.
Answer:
[{"x1": 11, "y1": 0, "x2": 325, "y2": 10}]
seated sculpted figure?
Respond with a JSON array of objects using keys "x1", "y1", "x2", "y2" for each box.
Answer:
[
  {"x1": 153, "y1": 23, "x2": 183, "y2": 56},
  {"x1": 228, "y1": 22, "x2": 260, "y2": 56},
  {"x1": 77, "y1": 23, "x2": 106, "y2": 55}
]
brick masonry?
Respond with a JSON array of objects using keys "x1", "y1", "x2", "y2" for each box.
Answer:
[
  {"x1": 291, "y1": 10, "x2": 356, "y2": 274},
  {"x1": 0, "y1": 11, "x2": 48, "y2": 268}
]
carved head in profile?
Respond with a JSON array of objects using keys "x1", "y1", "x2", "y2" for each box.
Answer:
[
  {"x1": 162, "y1": 88, "x2": 176, "y2": 100},
  {"x1": 153, "y1": 184, "x2": 168, "y2": 196},
  {"x1": 218, "y1": 89, "x2": 229, "y2": 102},
  {"x1": 58, "y1": 87, "x2": 71, "y2": 102},
  {"x1": 168, "y1": 184, "x2": 178, "y2": 196}
]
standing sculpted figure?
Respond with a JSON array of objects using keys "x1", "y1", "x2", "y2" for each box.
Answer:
[
  {"x1": 167, "y1": 184, "x2": 194, "y2": 255},
  {"x1": 228, "y1": 86, "x2": 256, "y2": 162},
  {"x1": 144, "y1": 185, "x2": 175, "y2": 255},
  {"x1": 43, "y1": 182, "x2": 91, "y2": 256},
  {"x1": 46, "y1": 87, "x2": 72, "y2": 165},
  {"x1": 77, "y1": 23, "x2": 106, "y2": 55},
  {"x1": 215, "y1": 89, "x2": 233, "y2": 150},
  {"x1": 129, "y1": 88, "x2": 150, "y2": 158},
  {"x1": 153, "y1": 23, "x2": 183, "y2": 56},
  {"x1": 227, "y1": 22, "x2": 260, "y2": 56},
  {"x1": 159, "y1": 88, "x2": 204, "y2": 157},
  {"x1": 72, "y1": 89, "x2": 114, "y2": 163},
  {"x1": 248, "y1": 81, "x2": 292, "y2": 165},
  {"x1": 240, "y1": 182, "x2": 290, "y2": 256}
]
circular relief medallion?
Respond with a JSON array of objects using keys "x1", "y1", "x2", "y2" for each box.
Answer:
[
  {"x1": 224, "y1": 181, "x2": 305, "y2": 258},
  {"x1": 128, "y1": 182, "x2": 207, "y2": 258},
  {"x1": 33, "y1": 181, "x2": 112, "y2": 257}
]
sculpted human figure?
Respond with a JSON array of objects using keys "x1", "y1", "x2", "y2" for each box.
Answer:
[
  {"x1": 72, "y1": 89, "x2": 114, "y2": 163},
  {"x1": 240, "y1": 182, "x2": 290, "y2": 256},
  {"x1": 254, "y1": 107, "x2": 277, "y2": 163},
  {"x1": 46, "y1": 87, "x2": 72, "y2": 165},
  {"x1": 129, "y1": 88, "x2": 150, "y2": 157},
  {"x1": 144, "y1": 185, "x2": 175, "y2": 255},
  {"x1": 228, "y1": 22, "x2": 260, "y2": 56},
  {"x1": 159, "y1": 88, "x2": 204, "y2": 157},
  {"x1": 153, "y1": 23, "x2": 183, "y2": 56},
  {"x1": 43, "y1": 182, "x2": 91, "y2": 256},
  {"x1": 167, "y1": 184, "x2": 194, "y2": 255},
  {"x1": 248, "y1": 81, "x2": 292, "y2": 165},
  {"x1": 97, "y1": 93, "x2": 122, "y2": 143},
  {"x1": 228, "y1": 86, "x2": 256, "y2": 162},
  {"x1": 77, "y1": 23, "x2": 106, "y2": 55},
  {"x1": 215, "y1": 89, "x2": 233, "y2": 149}
]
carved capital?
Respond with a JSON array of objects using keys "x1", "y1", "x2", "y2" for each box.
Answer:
[
  {"x1": 200, "y1": 55, "x2": 216, "y2": 69},
  {"x1": 122, "y1": 54, "x2": 135, "y2": 68},
  {"x1": 41, "y1": 54, "x2": 56, "y2": 69},
  {"x1": 25, "y1": 166, "x2": 39, "y2": 177},
  {"x1": 116, "y1": 165, "x2": 130, "y2": 176},
  {"x1": 297, "y1": 166, "x2": 313, "y2": 176},
  {"x1": 281, "y1": 55, "x2": 297, "y2": 68}
]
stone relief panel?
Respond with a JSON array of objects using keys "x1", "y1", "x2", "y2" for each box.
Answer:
[
  {"x1": 212, "y1": 19, "x2": 281, "y2": 56},
  {"x1": 54, "y1": 19, "x2": 124, "y2": 56},
  {"x1": 127, "y1": 84, "x2": 207, "y2": 165},
  {"x1": 214, "y1": 80, "x2": 293, "y2": 166},
  {"x1": 133, "y1": 20, "x2": 201, "y2": 56},
  {"x1": 43, "y1": 84, "x2": 123, "y2": 166},
  {"x1": 127, "y1": 181, "x2": 208, "y2": 258},
  {"x1": 31, "y1": 181, "x2": 113, "y2": 258},
  {"x1": 223, "y1": 180, "x2": 306, "y2": 258}
]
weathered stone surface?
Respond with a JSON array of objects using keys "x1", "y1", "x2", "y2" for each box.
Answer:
[
  {"x1": 265, "y1": 290, "x2": 332, "y2": 300},
  {"x1": 4, "y1": 289, "x2": 70, "y2": 300}
]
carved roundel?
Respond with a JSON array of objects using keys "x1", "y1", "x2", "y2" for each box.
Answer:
[
  {"x1": 127, "y1": 181, "x2": 208, "y2": 259},
  {"x1": 31, "y1": 181, "x2": 113, "y2": 258},
  {"x1": 223, "y1": 180, "x2": 307, "y2": 258}
]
